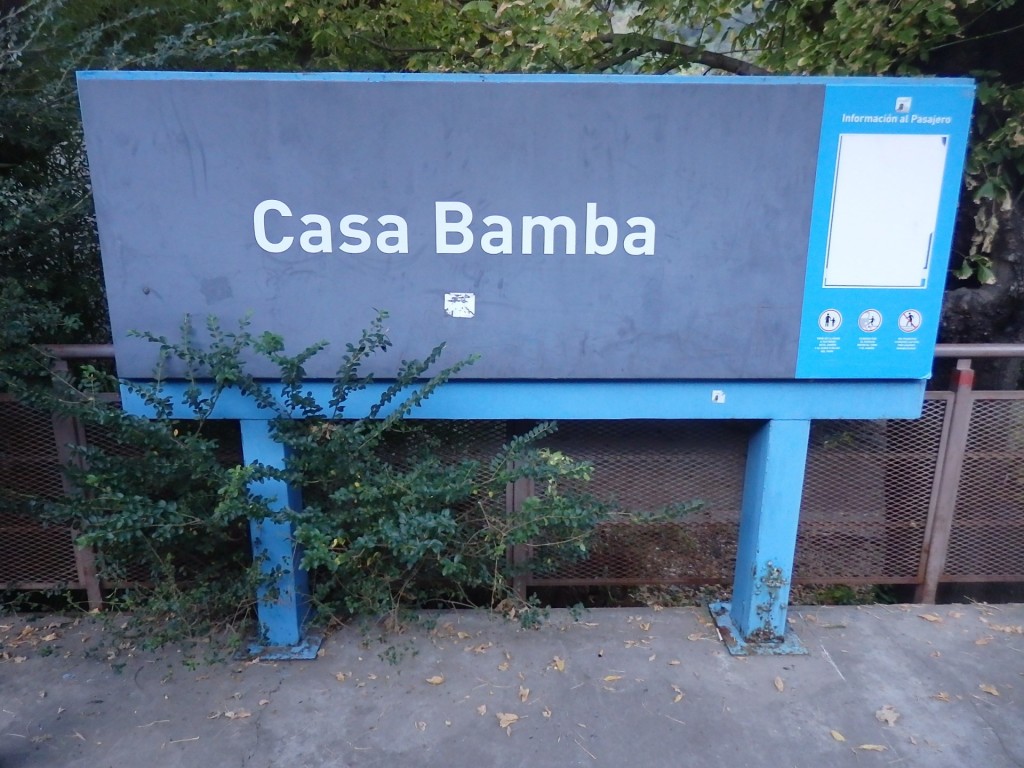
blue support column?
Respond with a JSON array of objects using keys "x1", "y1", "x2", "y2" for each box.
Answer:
[
  {"x1": 711, "y1": 419, "x2": 811, "y2": 655},
  {"x1": 240, "y1": 420, "x2": 321, "y2": 659}
]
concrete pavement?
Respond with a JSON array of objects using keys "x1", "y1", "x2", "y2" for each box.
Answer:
[{"x1": 2, "y1": 603, "x2": 1023, "y2": 767}]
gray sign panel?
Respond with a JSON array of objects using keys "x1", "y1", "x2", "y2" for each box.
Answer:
[{"x1": 78, "y1": 74, "x2": 824, "y2": 380}]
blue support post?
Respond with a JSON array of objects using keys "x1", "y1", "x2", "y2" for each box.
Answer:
[
  {"x1": 711, "y1": 419, "x2": 811, "y2": 655},
  {"x1": 240, "y1": 420, "x2": 321, "y2": 659}
]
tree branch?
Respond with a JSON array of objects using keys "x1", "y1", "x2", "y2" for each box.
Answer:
[{"x1": 597, "y1": 32, "x2": 770, "y2": 76}]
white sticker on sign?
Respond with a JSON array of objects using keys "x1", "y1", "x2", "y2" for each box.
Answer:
[{"x1": 444, "y1": 292, "x2": 475, "y2": 318}]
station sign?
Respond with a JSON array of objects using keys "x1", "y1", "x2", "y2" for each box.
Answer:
[{"x1": 77, "y1": 73, "x2": 974, "y2": 380}]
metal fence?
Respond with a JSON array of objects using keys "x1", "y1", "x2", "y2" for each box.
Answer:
[{"x1": 2, "y1": 345, "x2": 1023, "y2": 607}]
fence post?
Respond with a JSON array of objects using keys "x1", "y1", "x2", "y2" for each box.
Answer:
[
  {"x1": 916, "y1": 359, "x2": 974, "y2": 603},
  {"x1": 49, "y1": 357, "x2": 104, "y2": 611},
  {"x1": 508, "y1": 471, "x2": 534, "y2": 602}
]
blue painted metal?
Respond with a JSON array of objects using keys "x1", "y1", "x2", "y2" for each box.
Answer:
[
  {"x1": 708, "y1": 605, "x2": 807, "y2": 656},
  {"x1": 246, "y1": 632, "x2": 324, "y2": 661},
  {"x1": 78, "y1": 70, "x2": 973, "y2": 88},
  {"x1": 120, "y1": 379, "x2": 927, "y2": 422},
  {"x1": 709, "y1": 419, "x2": 811, "y2": 655},
  {"x1": 795, "y1": 81, "x2": 974, "y2": 379},
  {"x1": 239, "y1": 420, "x2": 318, "y2": 655}
]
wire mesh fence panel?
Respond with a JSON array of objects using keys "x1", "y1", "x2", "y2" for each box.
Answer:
[
  {"x1": 943, "y1": 395, "x2": 1024, "y2": 581},
  {"x1": 0, "y1": 513, "x2": 80, "y2": 587},
  {"x1": 796, "y1": 398, "x2": 947, "y2": 584},
  {"x1": 0, "y1": 401, "x2": 65, "y2": 499},
  {"x1": 0, "y1": 401, "x2": 80, "y2": 587},
  {"x1": 4, "y1": 386, "x2": 1024, "y2": 595},
  {"x1": 525, "y1": 421, "x2": 751, "y2": 585}
]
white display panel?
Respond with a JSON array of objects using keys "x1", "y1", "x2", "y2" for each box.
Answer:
[{"x1": 823, "y1": 134, "x2": 949, "y2": 289}]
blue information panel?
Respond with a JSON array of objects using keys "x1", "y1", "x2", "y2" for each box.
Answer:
[
  {"x1": 796, "y1": 83, "x2": 973, "y2": 378},
  {"x1": 77, "y1": 73, "x2": 973, "y2": 382}
]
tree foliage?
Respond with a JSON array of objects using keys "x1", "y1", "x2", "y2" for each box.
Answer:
[
  {"x1": 741, "y1": 0, "x2": 1024, "y2": 283},
  {"x1": 0, "y1": 0, "x2": 277, "y2": 347}
]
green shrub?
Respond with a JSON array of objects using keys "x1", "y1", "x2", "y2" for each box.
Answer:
[{"x1": 38, "y1": 313, "x2": 606, "y2": 640}]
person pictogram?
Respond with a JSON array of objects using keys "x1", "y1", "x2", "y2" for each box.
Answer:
[
  {"x1": 898, "y1": 309, "x2": 922, "y2": 333},
  {"x1": 818, "y1": 309, "x2": 842, "y2": 333},
  {"x1": 858, "y1": 309, "x2": 882, "y2": 333}
]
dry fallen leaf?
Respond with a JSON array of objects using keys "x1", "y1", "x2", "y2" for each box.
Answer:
[
  {"x1": 415, "y1": 721, "x2": 426, "y2": 732},
  {"x1": 334, "y1": 672, "x2": 350, "y2": 683},
  {"x1": 975, "y1": 636, "x2": 994, "y2": 646},
  {"x1": 542, "y1": 707, "x2": 552, "y2": 719},
  {"x1": 919, "y1": 613, "x2": 943, "y2": 623},
  {"x1": 671, "y1": 684, "x2": 684, "y2": 703},
  {"x1": 497, "y1": 712, "x2": 520, "y2": 734},
  {"x1": 639, "y1": 622, "x2": 651, "y2": 632},
  {"x1": 477, "y1": 705, "x2": 487, "y2": 716},
  {"x1": 830, "y1": 730, "x2": 846, "y2": 742},
  {"x1": 224, "y1": 710, "x2": 251, "y2": 720},
  {"x1": 858, "y1": 745, "x2": 887, "y2": 752},
  {"x1": 875, "y1": 705, "x2": 900, "y2": 726},
  {"x1": 425, "y1": 675, "x2": 445, "y2": 686},
  {"x1": 687, "y1": 633, "x2": 704, "y2": 642},
  {"x1": 41, "y1": 633, "x2": 58, "y2": 642},
  {"x1": 456, "y1": 631, "x2": 471, "y2": 640},
  {"x1": 603, "y1": 675, "x2": 623, "y2": 683},
  {"x1": 518, "y1": 686, "x2": 530, "y2": 703},
  {"x1": 551, "y1": 656, "x2": 566, "y2": 672},
  {"x1": 668, "y1": 660, "x2": 681, "y2": 666},
  {"x1": 258, "y1": 699, "x2": 270, "y2": 707},
  {"x1": 932, "y1": 692, "x2": 952, "y2": 702},
  {"x1": 773, "y1": 677, "x2": 785, "y2": 693},
  {"x1": 979, "y1": 684, "x2": 1000, "y2": 697},
  {"x1": 469, "y1": 642, "x2": 493, "y2": 654},
  {"x1": 497, "y1": 661, "x2": 510, "y2": 672},
  {"x1": 986, "y1": 623, "x2": 1024, "y2": 634}
]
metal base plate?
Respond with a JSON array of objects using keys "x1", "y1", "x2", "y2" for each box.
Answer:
[
  {"x1": 243, "y1": 632, "x2": 324, "y2": 661},
  {"x1": 709, "y1": 602, "x2": 807, "y2": 656}
]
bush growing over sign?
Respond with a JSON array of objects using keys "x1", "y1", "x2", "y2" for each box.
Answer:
[{"x1": 40, "y1": 314, "x2": 605, "y2": 640}]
